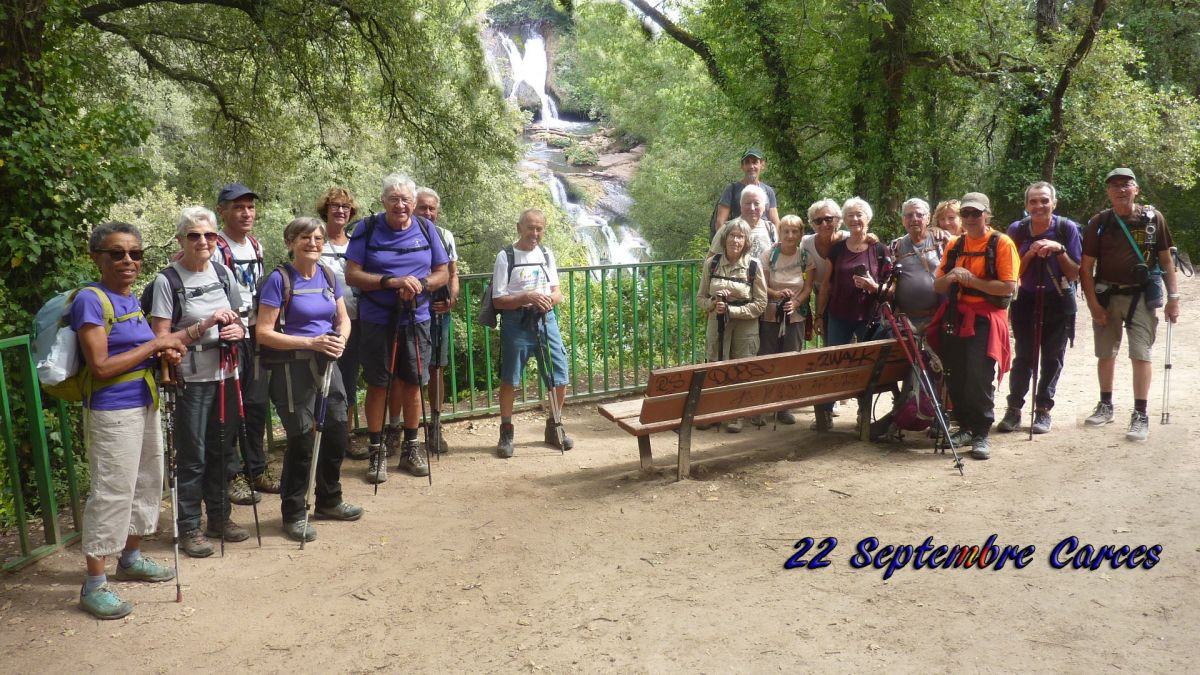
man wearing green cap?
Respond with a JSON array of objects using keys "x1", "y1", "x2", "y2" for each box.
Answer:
[
  {"x1": 711, "y1": 148, "x2": 781, "y2": 236},
  {"x1": 1079, "y1": 168, "x2": 1182, "y2": 441}
]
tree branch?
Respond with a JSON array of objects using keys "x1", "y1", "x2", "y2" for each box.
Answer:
[
  {"x1": 624, "y1": 0, "x2": 727, "y2": 90},
  {"x1": 1042, "y1": 0, "x2": 1109, "y2": 180}
]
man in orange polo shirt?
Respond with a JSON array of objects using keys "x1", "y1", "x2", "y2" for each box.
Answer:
[{"x1": 932, "y1": 192, "x2": 1020, "y2": 460}]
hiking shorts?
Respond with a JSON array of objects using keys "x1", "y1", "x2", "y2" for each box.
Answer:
[
  {"x1": 360, "y1": 319, "x2": 432, "y2": 387},
  {"x1": 1093, "y1": 292, "x2": 1157, "y2": 362},
  {"x1": 499, "y1": 309, "x2": 569, "y2": 388}
]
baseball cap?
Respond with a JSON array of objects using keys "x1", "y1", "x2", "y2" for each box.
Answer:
[
  {"x1": 741, "y1": 148, "x2": 765, "y2": 161},
  {"x1": 217, "y1": 183, "x2": 258, "y2": 203},
  {"x1": 1104, "y1": 167, "x2": 1137, "y2": 183},
  {"x1": 959, "y1": 192, "x2": 991, "y2": 213}
]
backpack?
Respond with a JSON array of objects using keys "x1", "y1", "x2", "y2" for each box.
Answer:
[
  {"x1": 259, "y1": 262, "x2": 340, "y2": 364},
  {"x1": 942, "y1": 232, "x2": 1012, "y2": 309},
  {"x1": 214, "y1": 232, "x2": 264, "y2": 271},
  {"x1": 139, "y1": 262, "x2": 237, "y2": 329},
  {"x1": 707, "y1": 253, "x2": 760, "y2": 295},
  {"x1": 477, "y1": 244, "x2": 550, "y2": 328},
  {"x1": 35, "y1": 285, "x2": 156, "y2": 404},
  {"x1": 892, "y1": 367, "x2": 938, "y2": 432},
  {"x1": 1013, "y1": 215, "x2": 1079, "y2": 310},
  {"x1": 350, "y1": 213, "x2": 443, "y2": 313}
]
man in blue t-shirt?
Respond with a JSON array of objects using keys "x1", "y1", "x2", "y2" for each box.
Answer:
[
  {"x1": 345, "y1": 174, "x2": 449, "y2": 482},
  {"x1": 996, "y1": 182, "x2": 1082, "y2": 436}
]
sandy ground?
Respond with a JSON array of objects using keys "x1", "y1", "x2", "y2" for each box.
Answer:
[{"x1": 1, "y1": 289, "x2": 1198, "y2": 673}]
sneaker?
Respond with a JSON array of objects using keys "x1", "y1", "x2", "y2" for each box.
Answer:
[
  {"x1": 251, "y1": 467, "x2": 281, "y2": 494},
  {"x1": 366, "y1": 444, "x2": 388, "y2": 483},
  {"x1": 775, "y1": 410, "x2": 796, "y2": 425},
  {"x1": 996, "y1": 407, "x2": 1021, "y2": 433},
  {"x1": 1125, "y1": 411, "x2": 1150, "y2": 442},
  {"x1": 1085, "y1": 401, "x2": 1115, "y2": 426},
  {"x1": 80, "y1": 584, "x2": 133, "y2": 620},
  {"x1": 946, "y1": 428, "x2": 974, "y2": 448},
  {"x1": 1031, "y1": 410, "x2": 1052, "y2": 435},
  {"x1": 723, "y1": 418, "x2": 743, "y2": 433},
  {"x1": 811, "y1": 408, "x2": 833, "y2": 432},
  {"x1": 971, "y1": 435, "x2": 991, "y2": 460},
  {"x1": 227, "y1": 475, "x2": 262, "y2": 506},
  {"x1": 205, "y1": 519, "x2": 249, "y2": 543},
  {"x1": 346, "y1": 441, "x2": 371, "y2": 460},
  {"x1": 283, "y1": 520, "x2": 317, "y2": 543},
  {"x1": 497, "y1": 423, "x2": 515, "y2": 459},
  {"x1": 113, "y1": 556, "x2": 175, "y2": 583},
  {"x1": 544, "y1": 419, "x2": 574, "y2": 451},
  {"x1": 314, "y1": 502, "x2": 364, "y2": 521},
  {"x1": 830, "y1": 401, "x2": 841, "y2": 418},
  {"x1": 385, "y1": 426, "x2": 401, "y2": 458},
  {"x1": 397, "y1": 440, "x2": 429, "y2": 477},
  {"x1": 180, "y1": 528, "x2": 214, "y2": 558}
]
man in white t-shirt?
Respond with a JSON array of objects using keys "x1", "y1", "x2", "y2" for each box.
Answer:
[
  {"x1": 215, "y1": 183, "x2": 278, "y2": 500},
  {"x1": 490, "y1": 208, "x2": 572, "y2": 458}
]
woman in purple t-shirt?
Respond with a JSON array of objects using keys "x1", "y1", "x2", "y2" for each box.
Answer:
[
  {"x1": 73, "y1": 222, "x2": 188, "y2": 620},
  {"x1": 257, "y1": 217, "x2": 359, "y2": 543}
]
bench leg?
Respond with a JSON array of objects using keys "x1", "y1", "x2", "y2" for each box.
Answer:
[
  {"x1": 676, "y1": 369, "x2": 707, "y2": 481},
  {"x1": 638, "y1": 436, "x2": 653, "y2": 472},
  {"x1": 677, "y1": 432, "x2": 690, "y2": 481}
]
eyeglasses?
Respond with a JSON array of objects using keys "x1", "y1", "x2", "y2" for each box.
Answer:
[
  {"x1": 328, "y1": 203, "x2": 353, "y2": 212},
  {"x1": 813, "y1": 216, "x2": 838, "y2": 225},
  {"x1": 960, "y1": 209, "x2": 985, "y2": 218},
  {"x1": 185, "y1": 232, "x2": 220, "y2": 243},
  {"x1": 94, "y1": 248, "x2": 145, "y2": 262}
]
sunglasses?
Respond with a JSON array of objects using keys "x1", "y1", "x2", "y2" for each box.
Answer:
[
  {"x1": 960, "y1": 210, "x2": 985, "y2": 218},
  {"x1": 813, "y1": 216, "x2": 838, "y2": 225},
  {"x1": 185, "y1": 232, "x2": 221, "y2": 243},
  {"x1": 94, "y1": 248, "x2": 145, "y2": 262}
]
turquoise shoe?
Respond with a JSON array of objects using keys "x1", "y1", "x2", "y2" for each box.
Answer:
[
  {"x1": 80, "y1": 584, "x2": 133, "y2": 620},
  {"x1": 113, "y1": 556, "x2": 176, "y2": 583}
]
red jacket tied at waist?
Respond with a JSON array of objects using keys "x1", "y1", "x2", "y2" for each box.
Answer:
[{"x1": 925, "y1": 300, "x2": 1012, "y2": 383}]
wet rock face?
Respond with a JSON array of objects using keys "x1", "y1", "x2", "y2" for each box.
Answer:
[{"x1": 514, "y1": 81, "x2": 542, "y2": 112}]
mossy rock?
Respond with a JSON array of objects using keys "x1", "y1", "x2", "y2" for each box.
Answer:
[{"x1": 560, "y1": 174, "x2": 605, "y2": 207}]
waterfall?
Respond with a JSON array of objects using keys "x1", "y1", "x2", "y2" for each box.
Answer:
[
  {"x1": 544, "y1": 173, "x2": 650, "y2": 267},
  {"x1": 500, "y1": 27, "x2": 559, "y2": 124}
]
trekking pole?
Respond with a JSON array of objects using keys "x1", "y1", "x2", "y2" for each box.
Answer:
[
  {"x1": 1029, "y1": 259, "x2": 1046, "y2": 442},
  {"x1": 428, "y1": 293, "x2": 446, "y2": 461},
  {"x1": 300, "y1": 351, "x2": 336, "y2": 550},
  {"x1": 375, "y1": 308, "x2": 403, "y2": 496},
  {"x1": 1161, "y1": 320, "x2": 1173, "y2": 424},
  {"x1": 159, "y1": 361, "x2": 183, "y2": 603},
  {"x1": 715, "y1": 291, "x2": 728, "y2": 361},
  {"x1": 227, "y1": 345, "x2": 261, "y2": 546},
  {"x1": 537, "y1": 312, "x2": 567, "y2": 454},
  {"x1": 217, "y1": 343, "x2": 229, "y2": 557},
  {"x1": 408, "y1": 303, "x2": 433, "y2": 487}
]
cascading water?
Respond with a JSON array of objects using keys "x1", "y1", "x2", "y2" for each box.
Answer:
[{"x1": 500, "y1": 28, "x2": 559, "y2": 124}]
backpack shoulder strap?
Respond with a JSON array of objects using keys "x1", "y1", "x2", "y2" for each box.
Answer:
[
  {"x1": 768, "y1": 243, "x2": 782, "y2": 269},
  {"x1": 985, "y1": 232, "x2": 1000, "y2": 279},
  {"x1": 503, "y1": 245, "x2": 517, "y2": 283},
  {"x1": 747, "y1": 259, "x2": 759, "y2": 286},
  {"x1": 78, "y1": 286, "x2": 116, "y2": 331},
  {"x1": 710, "y1": 253, "x2": 722, "y2": 277},
  {"x1": 944, "y1": 235, "x2": 967, "y2": 271},
  {"x1": 160, "y1": 266, "x2": 186, "y2": 326},
  {"x1": 248, "y1": 234, "x2": 263, "y2": 261},
  {"x1": 211, "y1": 261, "x2": 238, "y2": 307},
  {"x1": 274, "y1": 265, "x2": 294, "y2": 330},
  {"x1": 214, "y1": 235, "x2": 234, "y2": 268}
]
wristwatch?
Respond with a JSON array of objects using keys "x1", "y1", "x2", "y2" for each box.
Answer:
[
  {"x1": 420, "y1": 277, "x2": 429, "y2": 293},
  {"x1": 379, "y1": 274, "x2": 395, "y2": 289}
]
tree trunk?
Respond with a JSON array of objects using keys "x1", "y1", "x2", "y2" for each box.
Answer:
[{"x1": 1, "y1": 0, "x2": 47, "y2": 92}]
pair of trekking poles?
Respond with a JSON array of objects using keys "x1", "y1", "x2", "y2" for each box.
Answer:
[{"x1": 374, "y1": 300, "x2": 437, "y2": 496}]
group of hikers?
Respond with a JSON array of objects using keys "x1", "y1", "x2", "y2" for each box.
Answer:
[
  {"x1": 701, "y1": 150, "x2": 1182, "y2": 459},
  {"x1": 59, "y1": 152, "x2": 1182, "y2": 620}
]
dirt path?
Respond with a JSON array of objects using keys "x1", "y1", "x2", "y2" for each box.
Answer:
[{"x1": 2, "y1": 289, "x2": 1197, "y2": 672}]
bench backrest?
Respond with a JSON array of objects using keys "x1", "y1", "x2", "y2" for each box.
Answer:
[{"x1": 639, "y1": 339, "x2": 908, "y2": 424}]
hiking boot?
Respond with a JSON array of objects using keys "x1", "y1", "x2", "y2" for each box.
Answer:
[
  {"x1": 397, "y1": 440, "x2": 429, "y2": 477},
  {"x1": 946, "y1": 428, "x2": 974, "y2": 448},
  {"x1": 971, "y1": 435, "x2": 991, "y2": 460},
  {"x1": 544, "y1": 419, "x2": 574, "y2": 451},
  {"x1": 385, "y1": 426, "x2": 401, "y2": 457},
  {"x1": 811, "y1": 408, "x2": 833, "y2": 432},
  {"x1": 251, "y1": 467, "x2": 281, "y2": 494},
  {"x1": 314, "y1": 502, "x2": 364, "y2": 521},
  {"x1": 80, "y1": 584, "x2": 133, "y2": 620},
  {"x1": 227, "y1": 475, "x2": 261, "y2": 506},
  {"x1": 748, "y1": 414, "x2": 767, "y2": 428},
  {"x1": 869, "y1": 413, "x2": 895, "y2": 442},
  {"x1": 996, "y1": 407, "x2": 1021, "y2": 433},
  {"x1": 830, "y1": 401, "x2": 841, "y2": 417},
  {"x1": 775, "y1": 410, "x2": 796, "y2": 425},
  {"x1": 1085, "y1": 401, "x2": 1115, "y2": 426},
  {"x1": 180, "y1": 528, "x2": 213, "y2": 558},
  {"x1": 723, "y1": 418, "x2": 743, "y2": 434},
  {"x1": 1031, "y1": 409, "x2": 1052, "y2": 435},
  {"x1": 1125, "y1": 410, "x2": 1150, "y2": 442},
  {"x1": 113, "y1": 556, "x2": 175, "y2": 583},
  {"x1": 366, "y1": 444, "x2": 388, "y2": 483},
  {"x1": 283, "y1": 519, "x2": 317, "y2": 543},
  {"x1": 695, "y1": 422, "x2": 717, "y2": 431},
  {"x1": 205, "y1": 519, "x2": 249, "y2": 543},
  {"x1": 346, "y1": 441, "x2": 371, "y2": 460},
  {"x1": 497, "y1": 423, "x2": 515, "y2": 459}
]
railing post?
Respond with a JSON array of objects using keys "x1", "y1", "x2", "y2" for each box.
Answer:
[
  {"x1": 21, "y1": 339, "x2": 61, "y2": 544},
  {"x1": 0, "y1": 348, "x2": 32, "y2": 559}
]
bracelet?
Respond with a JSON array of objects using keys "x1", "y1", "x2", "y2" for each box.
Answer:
[
  {"x1": 1168, "y1": 293, "x2": 1180, "y2": 300},
  {"x1": 379, "y1": 274, "x2": 394, "y2": 289},
  {"x1": 420, "y1": 277, "x2": 429, "y2": 293},
  {"x1": 187, "y1": 324, "x2": 200, "y2": 340}
]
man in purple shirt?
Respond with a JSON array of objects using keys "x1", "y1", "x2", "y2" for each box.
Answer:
[
  {"x1": 345, "y1": 173, "x2": 449, "y2": 482},
  {"x1": 996, "y1": 181, "x2": 1082, "y2": 435}
]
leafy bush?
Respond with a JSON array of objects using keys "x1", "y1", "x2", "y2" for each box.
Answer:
[{"x1": 565, "y1": 141, "x2": 599, "y2": 167}]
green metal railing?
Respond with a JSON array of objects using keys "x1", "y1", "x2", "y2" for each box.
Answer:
[{"x1": 0, "y1": 336, "x2": 82, "y2": 572}]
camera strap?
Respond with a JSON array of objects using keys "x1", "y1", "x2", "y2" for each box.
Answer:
[{"x1": 1112, "y1": 211, "x2": 1159, "y2": 329}]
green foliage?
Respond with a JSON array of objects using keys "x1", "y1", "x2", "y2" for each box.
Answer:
[
  {"x1": 564, "y1": 140, "x2": 599, "y2": 166},
  {"x1": 487, "y1": 0, "x2": 570, "y2": 28}
]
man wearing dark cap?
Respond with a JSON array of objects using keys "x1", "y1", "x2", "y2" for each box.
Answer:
[
  {"x1": 711, "y1": 148, "x2": 781, "y2": 236},
  {"x1": 931, "y1": 192, "x2": 1020, "y2": 460},
  {"x1": 215, "y1": 183, "x2": 279, "y2": 500},
  {"x1": 1079, "y1": 168, "x2": 1182, "y2": 441}
]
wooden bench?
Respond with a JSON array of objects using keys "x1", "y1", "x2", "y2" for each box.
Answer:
[{"x1": 598, "y1": 339, "x2": 909, "y2": 480}]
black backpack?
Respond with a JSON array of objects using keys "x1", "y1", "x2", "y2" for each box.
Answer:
[
  {"x1": 139, "y1": 262, "x2": 237, "y2": 328},
  {"x1": 477, "y1": 244, "x2": 550, "y2": 328},
  {"x1": 942, "y1": 232, "x2": 1012, "y2": 309}
]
